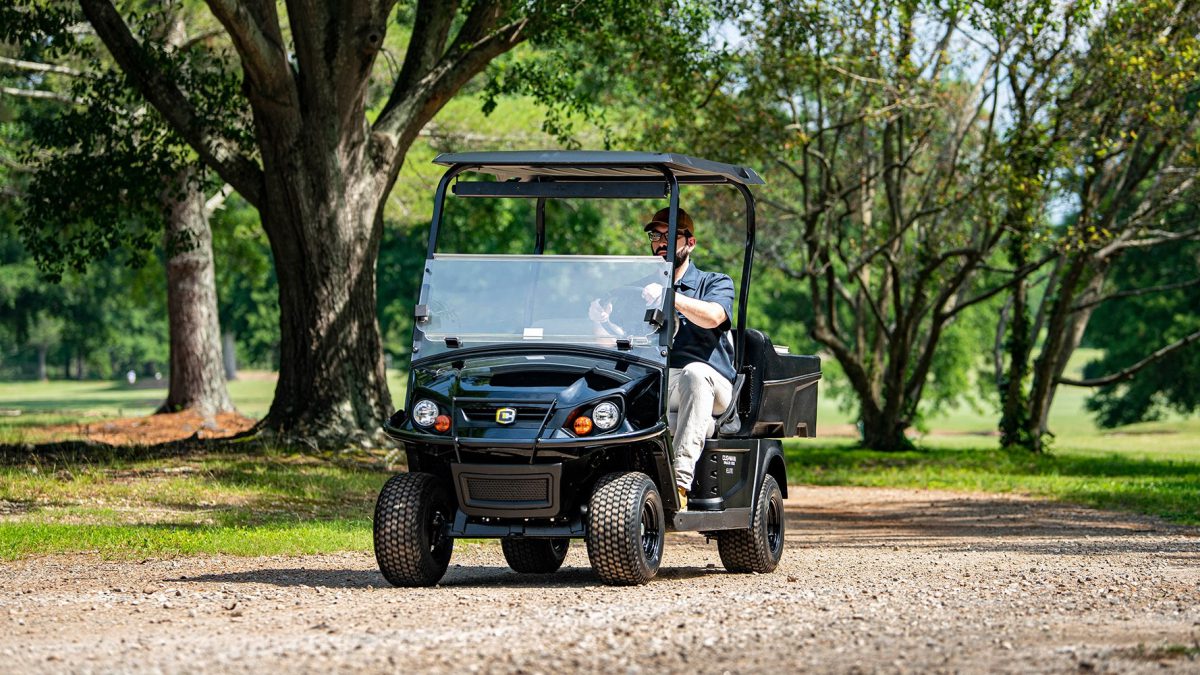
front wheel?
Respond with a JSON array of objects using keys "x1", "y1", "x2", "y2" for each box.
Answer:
[
  {"x1": 585, "y1": 472, "x2": 664, "y2": 585},
  {"x1": 717, "y1": 474, "x2": 784, "y2": 573},
  {"x1": 373, "y1": 472, "x2": 455, "y2": 587},
  {"x1": 501, "y1": 538, "x2": 570, "y2": 573}
]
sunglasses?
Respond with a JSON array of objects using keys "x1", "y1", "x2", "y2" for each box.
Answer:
[{"x1": 646, "y1": 230, "x2": 692, "y2": 243}]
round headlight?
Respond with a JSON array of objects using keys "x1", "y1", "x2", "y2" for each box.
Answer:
[
  {"x1": 412, "y1": 399, "x2": 439, "y2": 427},
  {"x1": 592, "y1": 401, "x2": 620, "y2": 430}
]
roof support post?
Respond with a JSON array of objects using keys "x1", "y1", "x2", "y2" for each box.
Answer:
[{"x1": 427, "y1": 164, "x2": 476, "y2": 259}]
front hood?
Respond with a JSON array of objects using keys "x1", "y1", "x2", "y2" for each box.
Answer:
[{"x1": 398, "y1": 351, "x2": 661, "y2": 442}]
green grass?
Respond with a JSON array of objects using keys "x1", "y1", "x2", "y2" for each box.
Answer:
[
  {"x1": 784, "y1": 439, "x2": 1200, "y2": 526},
  {"x1": 0, "y1": 369, "x2": 409, "y2": 443},
  {"x1": 0, "y1": 352, "x2": 1195, "y2": 559},
  {"x1": 0, "y1": 451, "x2": 386, "y2": 560},
  {"x1": 0, "y1": 520, "x2": 369, "y2": 559}
]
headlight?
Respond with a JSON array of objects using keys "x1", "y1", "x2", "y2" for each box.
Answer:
[
  {"x1": 593, "y1": 401, "x2": 620, "y2": 430},
  {"x1": 412, "y1": 399, "x2": 439, "y2": 427}
]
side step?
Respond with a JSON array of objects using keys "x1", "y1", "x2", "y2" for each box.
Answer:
[{"x1": 671, "y1": 507, "x2": 751, "y2": 532}]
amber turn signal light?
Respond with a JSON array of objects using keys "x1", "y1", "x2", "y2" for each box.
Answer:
[
  {"x1": 434, "y1": 415, "x2": 451, "y2": 432},
  {"x1": 573, "y1": 416, "x2": 594, "y2": 435}
]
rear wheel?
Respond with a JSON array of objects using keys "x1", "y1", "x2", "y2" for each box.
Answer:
[
  {"x1": 373, "y1": 472, "x2": 454, "y2": 587},
  {"x1": 501, "y1": 538, "x2": 570, "y2": 573},
  {"x1": 717, "y1": 474, "x2": 784, "y2": 573},
  {"x1": 585, "y1": 472, "x2": 664, "y2": 585}
]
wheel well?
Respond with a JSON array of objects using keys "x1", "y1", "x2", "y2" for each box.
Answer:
[{"x1": 766, "y1": 454, "x2": 788, "y2": 499}]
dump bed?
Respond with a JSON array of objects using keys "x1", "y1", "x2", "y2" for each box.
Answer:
[{"x1": 730, "y1": 329, "x2": 821, "y2": 438}]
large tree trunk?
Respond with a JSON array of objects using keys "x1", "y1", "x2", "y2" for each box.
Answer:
[
  {"x1": 159, "y1": 167, "x2": 235, "y2": 417},
  {"x1": 1021, "y1": 261, "x2": 1106, "y2": 451},
  {"x1": 257, "y1": 149, "x2": 391, "y2": 441}
]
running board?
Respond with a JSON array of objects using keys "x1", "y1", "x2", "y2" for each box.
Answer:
[{"x1": 670, "y1": 507, "x2": 752, "y2": 532}]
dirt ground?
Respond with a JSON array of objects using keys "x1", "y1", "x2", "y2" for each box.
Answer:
[
  {"x1": 34, "y1": 411, "x2": 259, "y2": 446},
  {"x1": 2, "y1": 485, "x2": 1197, "y2": 674}
]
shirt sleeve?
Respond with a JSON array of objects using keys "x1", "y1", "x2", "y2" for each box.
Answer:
[{"x1": 700, "y1": 273, "x2": 735, "y2": 330}]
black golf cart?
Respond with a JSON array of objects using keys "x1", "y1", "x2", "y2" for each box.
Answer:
[{"x1": 374, "y1": 151, "x2": 820, "y2": 586}]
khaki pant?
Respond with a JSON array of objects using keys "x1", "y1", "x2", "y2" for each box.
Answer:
[{"x1": 667, "y1": 362, "x2": 733, "y2": 491}]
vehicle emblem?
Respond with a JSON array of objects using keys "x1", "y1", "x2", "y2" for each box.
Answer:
[{"x1": 495, "y1": 407, "x2": 517, "y2": 425}]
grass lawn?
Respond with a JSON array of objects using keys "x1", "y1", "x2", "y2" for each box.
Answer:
[
  {"x1": 0, "y1": 352, "x2": 1195, "y2": 559},
  {"x1": 0, "y1": 451, "x2": 382, "y2": 560}
]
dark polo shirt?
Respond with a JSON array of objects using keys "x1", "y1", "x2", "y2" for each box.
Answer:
[{"x1": 671, "y1": 261, "x2": 735, "y2": 382}]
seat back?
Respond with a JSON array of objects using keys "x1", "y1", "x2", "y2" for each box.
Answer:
[{"x1": 724, "y1": 328, "x2": 821, "y2": 438}]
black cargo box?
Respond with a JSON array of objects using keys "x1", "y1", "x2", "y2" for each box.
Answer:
[{"x1": 728, "y1": 329, "x2": 821, "y2": 439}]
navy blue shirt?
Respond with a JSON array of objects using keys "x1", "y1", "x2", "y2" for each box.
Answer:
[{"x1": 671, "y1": 262, "x2": 736, "y2": 382}]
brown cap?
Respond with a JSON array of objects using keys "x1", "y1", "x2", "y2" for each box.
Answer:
[{"x1": 643, "y1": 207, "x2": 695, "y2": 235}]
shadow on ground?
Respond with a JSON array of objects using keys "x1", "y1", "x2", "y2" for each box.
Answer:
[
  {"x1": 175, "y1": 563, "x2": 721, "y2": 589},
  {"x1": 782, "y1": 490, "x2": 1200, "y2": 556}
]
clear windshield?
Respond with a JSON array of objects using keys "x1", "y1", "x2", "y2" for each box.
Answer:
[{"x1": 413, "y1": 254, "x2": 671, "y2": 362}]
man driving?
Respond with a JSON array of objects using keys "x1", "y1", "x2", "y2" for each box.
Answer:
[{"x1": 591, "y1": 207, "x2": 735, "y2": 510}]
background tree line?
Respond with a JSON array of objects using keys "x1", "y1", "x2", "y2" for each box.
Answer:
[{"x1": 1, "y1": 0, "x2": 1198, "y2": 452}]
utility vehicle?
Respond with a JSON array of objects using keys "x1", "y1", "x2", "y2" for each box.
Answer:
[{"x1": 374, "y1": 151, "x2": 820, "y2": 586}]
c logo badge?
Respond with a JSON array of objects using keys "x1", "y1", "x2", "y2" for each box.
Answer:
[{"x1": 495, "y1": 407, "x2": 517, "y2": 425}]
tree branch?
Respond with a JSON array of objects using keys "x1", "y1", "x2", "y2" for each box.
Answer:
[
  {"x1": 390, "y1": 0, "x2": 459, "y2": 103},
  {"x1": 373, "y1": 12, "x2": 528, "y2": 171},
  {"x1": 0, "y1": 56, "x2": 84, "y2": 77},
  {"x1": 201, "y1": 0, "x2": 292, "y2": 101},
  {"x1": 1, "y1": 87, "x2": 79, "y2": 104},
  {"x1": 79, "y1": 0, "x2": 264, "y2": 208},
  {"x1": 203, "y1": 183, "x2": 235, "y2": 218},
  {"x1": 940, "y1": 251, "x2": 1059, "y2": 321},
  {"x1": 1071, "y1": 277, "x2": 1200, "y2": 313},
  {"x1": 1059, "y1": 329, "x2": 1200, "y2": 387}
]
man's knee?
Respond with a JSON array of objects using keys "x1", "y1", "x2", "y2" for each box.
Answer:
[{"x1": 678, "y1": 363, "x2": 715, "y2": 396}]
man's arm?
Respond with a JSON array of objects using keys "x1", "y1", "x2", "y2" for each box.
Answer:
[{"x1": 675, "y1": 293, "x2": 727, "y2": 328}]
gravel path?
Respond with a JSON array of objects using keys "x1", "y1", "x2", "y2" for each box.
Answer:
[{"x1": 2, "y1": 486, "x2": 1198, "y2": 673}]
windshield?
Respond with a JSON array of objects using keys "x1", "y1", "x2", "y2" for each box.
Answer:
[{"x1": 413, "y1": 254, "x2": 671, "y2": 362}]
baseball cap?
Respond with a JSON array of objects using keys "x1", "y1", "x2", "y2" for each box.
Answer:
[{"x1": 643, "y1": 207, "x2": 695, "y2": 235}]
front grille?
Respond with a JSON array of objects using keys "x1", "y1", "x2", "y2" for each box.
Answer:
[
  {"x1": 460, "y1": 404, "x2": 549, "y2": 424},
  {"x1": 451, "y1": 463, "x2": 562, "y2": 517},
  {"x1": 465, "y1": 475, "x2": 550, "y2": 502}
]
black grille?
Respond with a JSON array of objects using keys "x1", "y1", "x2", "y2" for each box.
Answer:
[
  {"x1": 465, "y1": 475, "x2": 549, "y2": 502},
  {"x1": 460, "y1": 405, "x2": 549, "y2": 423},
  {"x1": 451, "y1": 463, "x2": 562, "y2": 517}
]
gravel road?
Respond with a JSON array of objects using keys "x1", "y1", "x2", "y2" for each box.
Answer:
[{"x1": 2, "y1": 486, "x2": 1198, "y2": 673}]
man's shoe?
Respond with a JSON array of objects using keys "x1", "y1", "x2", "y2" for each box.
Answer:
[{"x1": 677, "y1": 486, "x2": 688, "y2": 511}]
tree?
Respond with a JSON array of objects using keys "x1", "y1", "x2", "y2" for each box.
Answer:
[
  {"x1": 74, "y1": 0, "x2": 709, "y2": 442},
  {"x1": 615, "y1": 0, "x2": 1051, "y2": 450},
  {"x1": 1078, "y1": 239, "x2": 1200, "y2": 426},
  {"x1": 996, "y1": 0, "x2": 1200, "y2": 451},
  {"x1": 5, "y1": 1, "x2": 235, "y2": 415}
]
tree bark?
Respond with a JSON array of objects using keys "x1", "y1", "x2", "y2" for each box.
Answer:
[
  {"x1": 255, "y1": 139, "x2": 392, "y2": 439},
  {"x1": 159, "y1": 167, "x2": 235, "y2": 417}
]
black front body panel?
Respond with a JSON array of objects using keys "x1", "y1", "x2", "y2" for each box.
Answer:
[
  {"x1": 386, "y1": 345, "x2": 796, "y2": 538},
  {"x1": 387, "y1": 347, "x2": 675, "y2": 527}
]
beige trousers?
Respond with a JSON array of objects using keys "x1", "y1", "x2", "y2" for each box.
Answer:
[{"x1": 667, "y1": 362, "x2": 733, "y2": 491}]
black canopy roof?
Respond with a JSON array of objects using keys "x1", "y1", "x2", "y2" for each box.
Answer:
[{"x1": 432, "y1": 151, "x2": 765, "y2": 186}]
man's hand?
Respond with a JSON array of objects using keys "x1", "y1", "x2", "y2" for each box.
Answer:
[
  {"x1": 588, "y1": 298, "x2": 612, "y2": 323},
  {"x1": 642, "y1": 282, "x2": 664, "y2": 306}
]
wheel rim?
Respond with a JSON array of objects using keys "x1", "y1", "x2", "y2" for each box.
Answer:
[
  {"x1": 640, "y1": 497, "x2": 661, "y2": 563},
  {"x1": 766, "y1": 495, "x2": 782, "y2": 554},
  {"x1": 551, "y1": 539, "x2": 569, "y2": 557},
  {"x1": 428, "y1": 508, "x2": 448, "y2": 553}
]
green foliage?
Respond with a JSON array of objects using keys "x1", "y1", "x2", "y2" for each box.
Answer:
[
  {"x1": 17, "y1": 23, "x2": 246, "y2": 280},
  {"x1": 210, "y1": 194, "x2": 280, "y2": 370},
  {"x1": 1084, "y1": 240, "x2": 1200, "y2": 426},
  {"x1": 482, "y1": 1, "x2": 728, "y2": 145}
]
